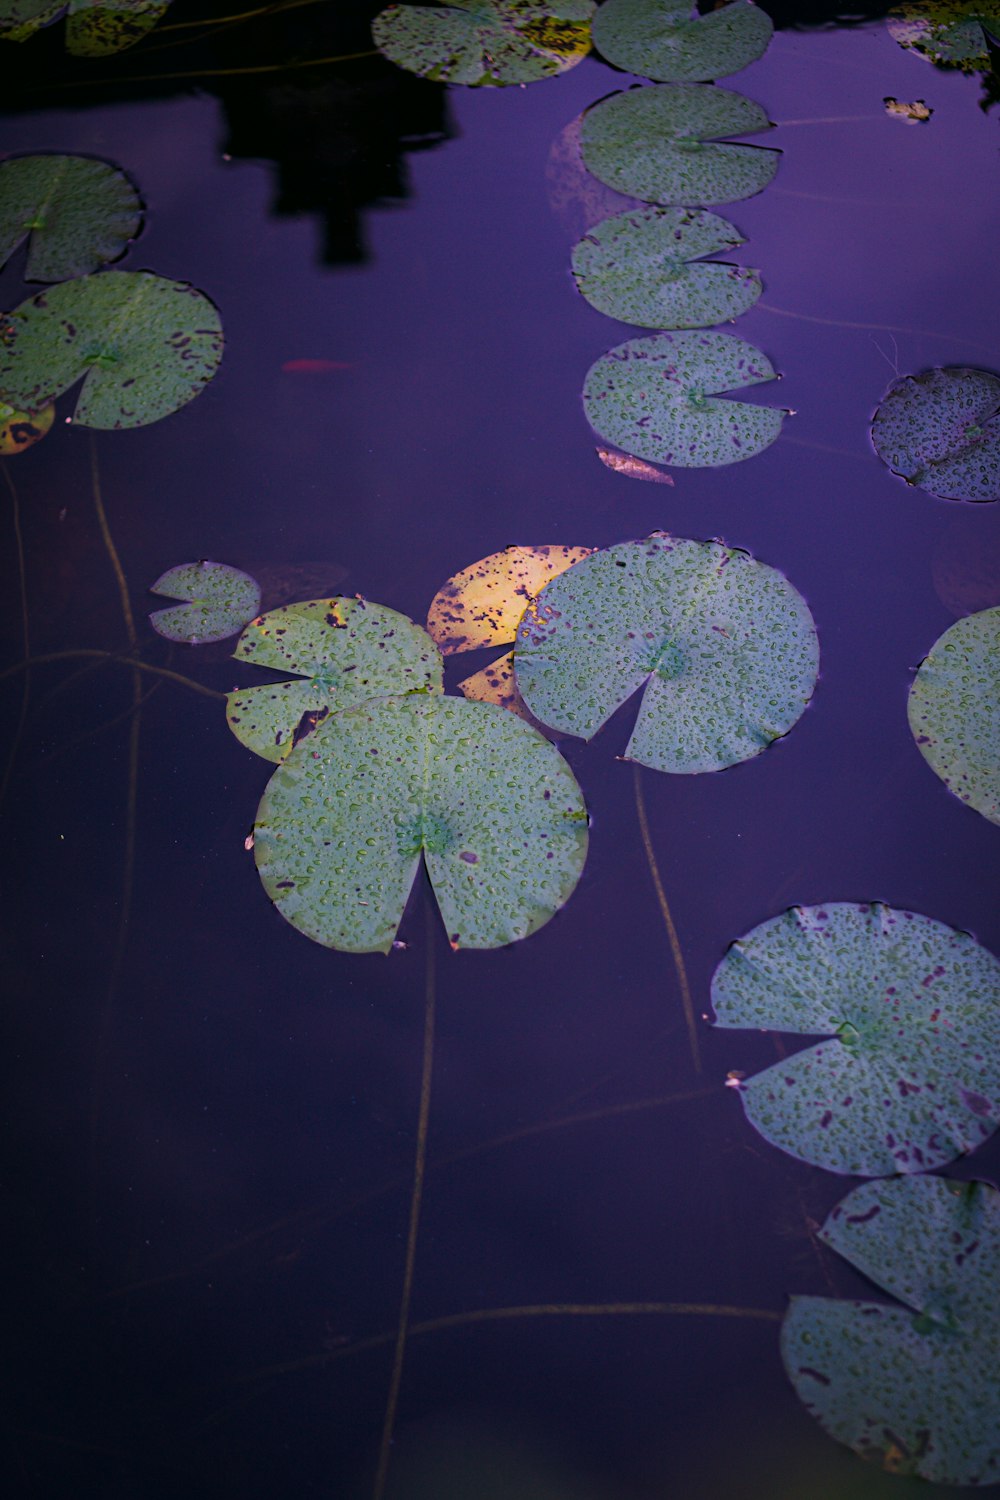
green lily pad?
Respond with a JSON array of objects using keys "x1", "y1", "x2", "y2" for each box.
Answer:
[
  {"x1": 908, "y1": 607, "x2": 1000, "y2": 826},
  {"x1": 0, "y1": 1, "x2": 170, "y2": 54},
  {"x1": 580, "y1": 83, "x2": 779, "y2": 207},
  {"x1": 0, "y1": 155, "x2": 142, "y2": 282},
  {"x1": 513, "y1": 533, "x2": 818, "y2": 773},
  {"x1": 253, "y1": 694, "x2": 589, "y2": 953},
  {"x1": 149, "y1": 562, "x2": 261, "y2": 646},
  {"x1": 227, "y1": 597, "x2": 444, "y2": 763},
  {"x1": 889, "y1": 5, "x2": 1000, "y2": 71},
  {"x1": 582, "y1": 331, "x2": 784, "y2": 468},
  {"x1": 0, "y1": 271, "x2": 223, "y2": 430},
  {"x1": 571, "y1": 206, "x2": 761, "y2": 329},
  {"x1": 371, "y1": 0, "x2": 595, "y2": 86},
  {"x1": 592, "y1": 0, "x2": 773, "y2": 83},
  {"x1": 711, "y1": 901, "x2": 1000, "y2": 1175},
  {"x1": 871, "y1": 367, "x2": 1000, "y2": 503},
  {"x1": 782, "y1": 1175, "x2": 1000, "y2": 1485}
]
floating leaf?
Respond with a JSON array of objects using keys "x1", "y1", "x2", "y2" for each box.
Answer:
[
  {"x1": 0, "y1": 155, "x2": 142, "y2": 282},
  {"x1": 592, "y1": 0, "x2": 773, "y2": 83},
  {"x1": 582, "y1": 330, "x2": 784, "y2": 468},
  {"x1": 253, "y1": 695, "x2": 589, "y2": 953},
  {"x1": 0, "y1": 1, "x2": 170, "y2": 53},
  {"x1": 889, "y1": 5, "x2": 1000, "y2": 71},
  {"x1": 712, "y1": 901, "x2": 1000, "y2": 1175},
  {"x1": 371, "y1": 0, "x2": 595, "y2": 86},
  {"x1": 871, "y1": 367, "x2": 1000, "y2": 502},
  {"x1": 782, "y1": 1175, "x2": 1000, "y2": 1485},
  {"x1": 513, "y1": 533, "x2": 818, "y2": 773},
  {"x1": 0, "y1": 272, "x2": 223, "y2": 430},
  {"x1": 0, "y1": 396, "x2": 53, "y2": 454},
  {"x1": 908, "y1": 607, "x2": 1000, "y2": 826},
  {"x1": 227, "y1": 597, "x2": 443, "y2": 763},
  {"x1": 571, "y1": 206, "x2": 761, "y2": 330},
  {"x1": 883, "y1": 95, "x2": 933, "y2": 122},
  {"x1": 596, "y1": 447, "x2": 675, "y2": 483},
  {"x1": 580, "y1": 84, "x2": 779, "y2": 207},
  {"x1": 148, "y1": 562, "x2": 262, "y2": 645}
]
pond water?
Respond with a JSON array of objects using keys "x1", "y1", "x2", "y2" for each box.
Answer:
[{"x1": 3, "y1": 4, "x2": 1000, "y2": 1497}]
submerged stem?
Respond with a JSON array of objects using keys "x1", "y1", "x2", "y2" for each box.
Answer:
[
  {"x1": 0, "y1": 650, "x2": 226, "y2": 700},
  {"x1": 0, "y1": 462, "x2": 31, "y2": 814}
]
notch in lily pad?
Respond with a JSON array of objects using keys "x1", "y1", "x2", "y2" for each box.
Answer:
[
  {"x1": 592, "y1": 0, "x2": 773, "y2": 83},
  {"x1": 0, "y1": 155, "x2": 143, "y2": 282},
  {"x1": 908, "y1": 606, "x2": 1000, "y2": 827},
  {"x1": 149, "y1": 562, "x2": 261, "y2": 645},
  {"x1": 0, "y1": 1, "x2": 171, "y2": 55},
  {"x1": 782, "y1": 1174, "x2": 1000, "y2": 1486},
  {"x1": 372, "y1": 0, "x2": 595, "y2": 86},
  {"x1": 712, "y1": 901, "x2": 1000, "y2": 1175},
  {"x1": 871, "y1": 366, "x2": 1000, "y2": 502}
]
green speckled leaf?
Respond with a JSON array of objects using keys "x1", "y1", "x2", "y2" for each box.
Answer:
[
  {"x1": 253, "y1": 694, "x2": 589, "y2": 953},
  {"x1": 571, "y1": 206, "x2": 761, "y2": 329},
  {"x1": 0, "y1": 0, "x2": 169, "y2": 51},
  {"x1": 0, "y1": 155, "x2": 142, "y2": 282},
  {"x1": 582, "y1": 330, "x2": 784, "y2": 467},
  {"x1": 149, "y1": 562, "x2": 261, "y2": 645},
  {"x1": 227, "y1": 597, "x2": 443, "y2": 763},
  {"x1": 0, "y1": 271, "x2": 222, "y2": 430},
  {"x1": 712, "y1": 901, "x2": 1000, "y2": 1174},
  {"x1": 372, "y1": 0, "x2": 595, "y2": 86},
  {"x1": 782, "y1": 1175, "x2": 1000, "y2": 1486},
  {"x1": 593, "y1": 0, "x2": 773, "y2": 83},
  {"x1": 580, "y1": 83, "x2": 778, "y2": 206},
  {"x1": 513, "y1": 533, "x2": 818, "y2": 772},
  {"x1": 908, "y1": 607, "x2": 1000, "y2": 826},
  {"x1": 871, "y1": 367, "x2": 1000, "y2": 502},
  {"x1": 889, "y1": 7, "x2": 1000, "y2": 70}
]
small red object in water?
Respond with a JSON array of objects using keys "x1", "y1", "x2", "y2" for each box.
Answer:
[{"x1": 281, "y1": 358, "x2": 353, "y2": 373}]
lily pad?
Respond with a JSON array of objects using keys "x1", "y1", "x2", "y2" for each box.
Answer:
[
  {"x1": 148, "y1": 562, "x2": 262, "y2": 645},
  {"x1": 371, "y1": 0, "x2": 595, "y2": 86},
  {"x1": 711, "y1": 901, "x2": 1000, "y2": 1175},
  {"x1": 592, "y1": 0, "x2": 773, "y2": 83},
  {"x1": 253, "y1": 694, "x2": 589, "y2": 953},
  {"x1": 582, "y1": 331, "x2": 784, "y2": 468},
  {"x1": 0, "y1": 1, "x2": 170, "y2": 54},
  {"x1": 571, "y1": 206, "x2": 761, "y2": 329},
  {"x1": 908, "y1": 607, "x2": 1000, "y2": 826},
  {"x1": 580, "y1": 83, "x2": 779, "y2": 207},
  {"x1": 871, "y1": 367, "x2": 1000, "y2": 502},
  {"x1": 227, "y1": 597, "x2": 443, "y2": 763},
  {"x1": 889, "y1": 5, "x2": 1000, "y2": 71},
  {"x1": 0, "y1": 271, "x2": 223, "y2": 430},
  {"x1": 782, "y1": 1175, "x2": 1000, "y2": 1485},
  {"x1": 0, "y1": 396, "x2": 53, "y2": 454},
  {"x1": 513, "y1": 533, "x2": 818, "y2": 773},
  {"x1": 0, "y1": 155, "x2": 143, "y2": 282}
]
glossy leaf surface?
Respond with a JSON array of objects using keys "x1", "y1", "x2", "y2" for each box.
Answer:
[
  {"x1": 372, "y1": 0, "x2": 595, "y2": 86},
  {"x1": 148, "y1": 562, "x2": 262, "y2": 645},
  {"x1": 871, "y1": 366, "x2": 1000, "y2": 502},
  {"x1": 0, "y1": 155, "x2": 142, "y2": 281},
  {"x1": 908, "y1": 607, "x2": 1000, "y2": 825},
  {"x1": 592, "y1": 0, "x2": 773, "y2": 83}
]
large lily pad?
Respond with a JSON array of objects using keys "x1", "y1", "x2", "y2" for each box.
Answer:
[
  {"x1": 0, "y1": 1, "x2": 170, "y2": 54},
  {"x1": 782, "y1": 1175, "x2": 1000, "y2": 1485},
  {"x1": 371, "y1": 0, "x2": 595, "y2": 86},
  {"x1": 0, "y1": 155, "x2": 142, "y2": 282},
  {"x1": 582, "y1": 331, "x2": 784, "y2": 468},
  {"x1": 513, "y1": 533, "x2": 818, "y2": 773},
  {"x1": 571, "y1": 206, "x2": 761, "y2": 329},
  {"x1": 711, "y1": 901, "x2": 1000, "y2": 1175},
  {"x1": 253, "y1": 694, "x2": 589, "y2": 953},
  {"x1": 149, "y1": 562, "x2": 262, "y2": 646},
  {"x1": 227, "y1": 597, "x2": 444, "y2": 763},
  {"x1": 592, "y1": 0, "x2": 773, "y2": 83},
  {"x1": 871, "y1": 367, "x2": 1000, "y2": 503},
  {"x1": 580, "y1": 84, "x2": 779, "y2": 207},
  {"x1": 0, "y1": 272, "x2": 223, "y2": 430},
  {"x1": 908, "y1": 607, "x2": 1000, "y2": 826}
]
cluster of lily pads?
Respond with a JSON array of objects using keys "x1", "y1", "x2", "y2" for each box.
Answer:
[{"x1": 0, "y1": 0, "x2": 171, "y2": 56}]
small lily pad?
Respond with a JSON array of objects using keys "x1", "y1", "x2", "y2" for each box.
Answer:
[
  {"x1": 580, "y1": 83, "x2": 779, "y2": 207},
  {"x1": 711, "y1": 901, "x2": 1000, "y2": 1175},
  {"x1": 0, "y1": 396, "x2": 54, "y2": 454},
  {"x1": 592, "y1": 0, "x2": 773, "y2": 83},
  {"x1": 0, "y1": 271, "x2": 223, "y2": 430},
  {"x1": 582, "y1": 330, "x2": 784, "y2": 468},
  {"x1": 908, "y1": 607, "x2": 1000, "y2": 826},
  {"x1": 889, "y1": 6, "x2": 1000, "y2": 71},
  {"x1": 149, "y1": 562, "x2": 261, "y2": 645},
  {"x1": 871, "y1": 367, "x2": 1000, "y2": 502},
  {"x1": 513, "y1": 533, "x2": 818, "y2": 773},
  {"x1": 372, "y1": 0, "x2": 595, "y2": 86},
  {"x1": 782, "y1": 1175, "x2": 1000, "y2": 1486},
  {"x1": 0, "y1": 155, "x2": 142, "y2": 282},
  {"x1": 0, "y1": 1, "x2": 170, "y2": 54}
]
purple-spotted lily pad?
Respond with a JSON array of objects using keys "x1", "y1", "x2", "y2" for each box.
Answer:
[
  {"x1": 592, "y1": 0, "x2": 773, "y2": 83},
  {"x1": 0, "y1": 155, "x2": 142, "y2": 282},
  {"x1": 372, "y1": 0, "x2": 595, "y2": 86},
  {"x1": 149, "y1": 562, "x2": 261, "y2": 645},
  {"x1": 871, "y1": 367, "x2": 1000, "y2": 502},
  {"x1": 908, "y1": 607, "x2": 1000, "y2": 826}
]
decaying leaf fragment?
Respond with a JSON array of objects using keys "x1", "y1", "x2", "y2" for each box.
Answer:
[
  {"x1": 883, "y1": 95, "x2": 933, "y2": 121},
  {"x1": 0, "y1": 396, "x2": 53, "y2": 454},
  {"x1": 596, "y1": 448, "x2": 675, "y2": 484}
]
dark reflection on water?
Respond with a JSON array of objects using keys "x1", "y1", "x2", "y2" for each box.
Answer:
[{"x1": 2, "y1": 7, "x2": 1000, "y2": 1499}]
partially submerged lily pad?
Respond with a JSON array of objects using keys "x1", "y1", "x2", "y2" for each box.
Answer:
[
  {"x1": 149, "y1": 562, "x2": 262, "y2": 645},
  {"x1": 0, "y1": 396, "x2": 53, "y2": 454},
  {"x1": 908, "y1": 607, "x2": 1000, "y2": 826},
  {"x1": 253, "y1": 694, "x2": 589, "y2": 952},
  {"x1": 582, "y1": 331, "x2": 784, "y2": 468},
  {"x1": 0, "y1": 154, "x2": 142, "y2": 282},
  {"x1": 513, "y1": 533, "x2": 818, "y2": 773},
  {"x1": 0, "y1": 1, "x2": 170, "y2": 54},
  {"x1": 782, "y1": 1175, "x2": 1000, "y2": 1485},
  {"x1": 712, "y1": 901, "x2": 1000, "y2": 1174},
  {"x1": 871, "y1": 367, "x2": 1000, "y2": 502},
  {"x1": 889, "y1": 5, "x2": 1000, "y2": 71},
  {"x1": 592, "y1": 0, "x2": 773, "y2": 83},
  {"x1": 372, "y1": 0, "x2": 595, "y2": 86},
  {"x1": 0, "y1": 271, "x2": 223, "y2": 430},
  {"x1": 580, "y1": 84, "x2": 779, "y2": 207}
]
